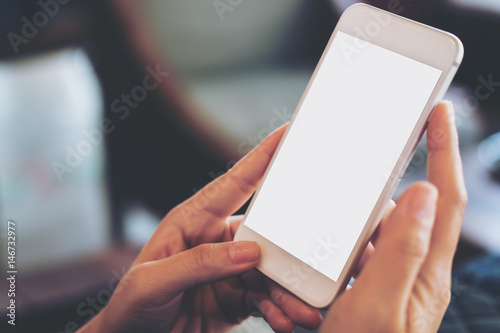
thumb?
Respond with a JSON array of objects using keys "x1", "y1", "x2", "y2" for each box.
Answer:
[
  {"x1": 137, "y1": 241, "x2": 260, "y2": 297},
  {"x1": 354, "y1": 182, "x2": 438, "y2": 305}
]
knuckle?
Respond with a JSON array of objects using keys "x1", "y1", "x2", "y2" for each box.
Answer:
[
  {"x1": 114, "y1": 265, "x2": 145, "y2": 299},
  {"x1": 130, "y1": 264, "x2": 150, "y2": 286},
  {"x1": 436, "y1": 275, "x2": 453, "y2": 306},
  {"x1": 227, "y1": 169, "x2": 257, "y2": 194},
  {"x1": 416, "y1": 273, "x2": 452, "y2": 317},
  {"x1": 422, "y1": 270, "x2": 450, "y2": 297},
  {"x1": 192, "y1": 244, "x2": 218, "y2": 270},
  {"x1": 458, "y1": 188, "x2": 469, "y2": 212},
  {"x1": 270, "y1": 288, "x2": 286, "y2": 306},
  {"x1": 392, "y1": 231, "x2": 429, "y2": 262},
  {"x1": 123, "y1": 265, "x2": 141, "y2": 287},
  {"x1": 446, "y1": 187, "x2": 468, "y2": 213},
  {"x1": 441, "y1": 287, "x2": 452, "y2": 306},
  {"x1": 166, "y1": 205, "x2": 181, "y2": 220},
  {"x1": 440, "y1": 272, "x2": 453, "y2": 291}
]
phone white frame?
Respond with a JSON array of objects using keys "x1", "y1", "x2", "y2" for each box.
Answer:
[{"x1": 235, "y1": 3, "x2": 463, "y2": 308}]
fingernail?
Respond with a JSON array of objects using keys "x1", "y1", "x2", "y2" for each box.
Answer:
[
  {"x1": 229, "y1": 241, "x2": 260, "y2": 264},
  {"x1": 407, "y1": 184, "x2": 438, "y2": 222}
]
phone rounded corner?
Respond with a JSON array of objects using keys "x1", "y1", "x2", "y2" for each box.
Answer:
[
  {"x1": 309, "y1": 296, "x2": 335, "y2": 309},
  {"x1": 344, "y1": 2, "x2": 369, "y2": 11},
  {"x1": 341, "y1": 2, "x2": 372, "y2": 19},
  {"x1": 304, "y1": 286, "x2": 338, "y2": 309},
  {"x1": 445, "y1": 32, "x2": 464, "y2": 66}
]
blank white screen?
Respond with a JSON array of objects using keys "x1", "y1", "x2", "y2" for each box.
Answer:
[{"x1": 244, "y1": 31, "x2": 442, "y2": 281}]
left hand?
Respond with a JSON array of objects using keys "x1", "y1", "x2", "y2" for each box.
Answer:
[{"x1": 79, "y1": 125, "x2": 322, "y2": 333}]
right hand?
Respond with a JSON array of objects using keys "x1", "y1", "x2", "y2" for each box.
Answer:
[{"x1": 320, "y1": 101, "x2": 468, "y2": 332}]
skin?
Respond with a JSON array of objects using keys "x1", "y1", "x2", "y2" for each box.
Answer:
[
  {"x1": 80, "y1": 101, "x2": 466, "y2": 333},
  {"x1": 80, "y1": 123, "x2": 322, "y2": 333},
  {"x1": 320, "y1": 101, "x2": 468, "y2": 332}
]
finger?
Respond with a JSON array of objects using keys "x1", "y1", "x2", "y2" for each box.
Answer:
[
  {"x1": 209, "y1": 277, "x2": 249, "y2": 320},
  {"x1": 426, "y1": 101, "x2": 468, "y2": 271},
  {"x1": 228, "y1": 215, "x2": 244, "y2": 238},
  {"x1": 355, "y1": 200, "x2": 396, "y2": 277},
  {"x1": 354, "y1": 200, "x2": 396, "y2": 278},
  {"x1": 370, "y1": 200, "x2": 396, "y2": 246},
  {"x1": 218, "y1": 215, "x2": 245, "y2": 243},
  {"x1": 181, "y1": 125, "x2": 287, "y2": 223},
  {"x1": 353, "y1": 242, "x2": 375, "y2": 278},
  {"x1": 266, "y1": 280, "x2": 323, "y2": 330},
  {"x1": 244, "y1": 291, "x2": 295, "y2": 333},
  {"x1": 354, "y1": 182, "x2": 438, "y2": 305},
  {"x1": 134, "y1": 241, "x2": 260, "y2": 300},
  {"x1": 240, "y1": 268, "x2": 267, "y2": 292}
]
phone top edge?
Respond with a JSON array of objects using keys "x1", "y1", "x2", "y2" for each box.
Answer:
[
  {"x1": 235, "y1": 4, "x2": 463, "y2": 308},
  {"x1": 341, "y1": 3, "x2": 464, "y2": 68}
]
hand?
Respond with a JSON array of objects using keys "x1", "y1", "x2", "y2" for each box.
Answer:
[
  {"x1": 79, "y1": 125, "x2": 322, "y2": 333},
  {"x1": 320, "y1": 101, "x2": 468, "y2": 332}
]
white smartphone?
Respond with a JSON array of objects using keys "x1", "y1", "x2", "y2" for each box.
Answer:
[{"x1": 234, "y1": 4, "x2": 463, "y2": 308}]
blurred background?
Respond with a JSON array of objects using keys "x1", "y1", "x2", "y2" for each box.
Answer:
[{"x1": 0, "y1": 0, "x2": 499, "y2": 332}]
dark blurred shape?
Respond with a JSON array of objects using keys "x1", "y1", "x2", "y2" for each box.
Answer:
[
  {"x1": 0, "y1": 0, "x2": 91, "y2": 58},
  {"x1": 110, "y1": 1, "x2": 338, "y2": 161},
  {"x1": 440, "y1": 254, "x2": 500, "y2": 332},
  {"x1": 478, "y1": 132, "x2": 500, "y2": 182},
  {"x1": 436, "y1": 0, "x2": 500, "y2": 135},
  {"x1": 1, "y1": 1, "x2": 500, "y2": 332}
]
